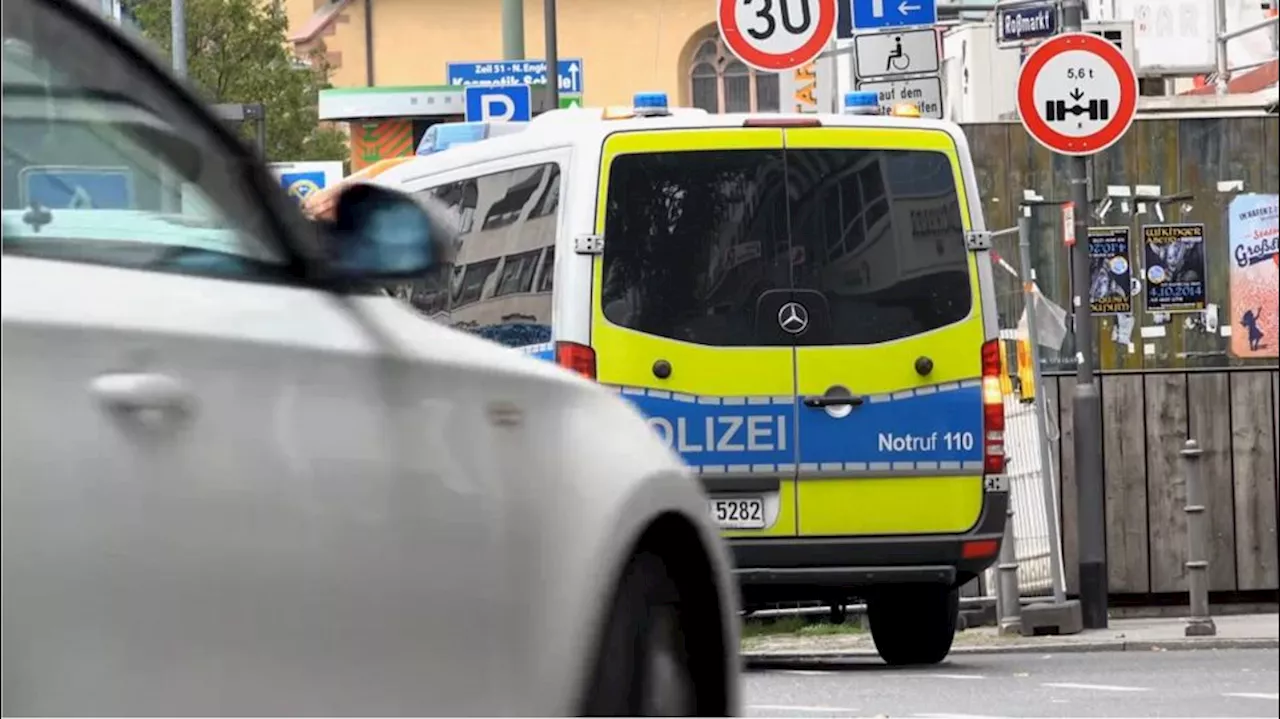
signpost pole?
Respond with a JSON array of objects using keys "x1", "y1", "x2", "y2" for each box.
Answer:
[
  {"x1": 163, "y1": 0, "x2": 188, "y2": 214},
  {"x1": 502, "y1": 0, "x2": 525, "y2": 60},
  {"x1": 544, "y1": 0, "x2": 560, "y2": 110},
  {"x1": 1060, "y1": 0, "x2": 1109, "y2": 631}
]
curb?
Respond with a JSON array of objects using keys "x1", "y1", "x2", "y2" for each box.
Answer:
[{"x1": 741, "y1": 637, "x2": 1279, "y2": 666}]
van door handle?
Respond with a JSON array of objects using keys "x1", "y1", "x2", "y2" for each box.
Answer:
[
  {"x1": 802, "y1": 395, "x2": 865, "y2": 408},
  {"x1": 90, "y1": 372, "x2": 193, "y2": 415}
]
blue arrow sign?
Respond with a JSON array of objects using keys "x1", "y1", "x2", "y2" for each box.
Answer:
[
  {"x1": 464, "y1": 85, "x2": 533, "y2": 122},
  {"x1": 850, "y1": 0, "x2": 937, "y2": 30},
  {"x1": 446, "y1": 58, "x2": 584, "y2": 95},
  {"x1": 19, "y1": 166, "x2": 134, "y2": 209}
]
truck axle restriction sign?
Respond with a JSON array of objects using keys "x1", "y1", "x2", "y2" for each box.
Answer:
[
  {"x1": 1016, "y1": 32, "x2": 1137, "y2": 156},
  {"x1": 719, "y1": 0, "x2": 837, "y2": 72}
]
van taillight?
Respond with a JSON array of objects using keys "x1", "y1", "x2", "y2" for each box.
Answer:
[
  {"x1": 981, "y1": 339, "x2": 1006, "y2": 475},
  {"x1": 555, "y1": 341, "x2": 597, "y2": 380}
]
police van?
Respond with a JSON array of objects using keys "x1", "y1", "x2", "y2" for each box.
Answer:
[{"x1": 369, "y1": 93, "x2": 1010, "y2": 666}]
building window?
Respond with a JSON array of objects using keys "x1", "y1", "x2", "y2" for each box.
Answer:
[{"x1": 688, "y1": 36, "x2": 780, "y2": 114}]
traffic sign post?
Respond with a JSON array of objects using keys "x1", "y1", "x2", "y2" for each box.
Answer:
[
  {"x1": 446, "y1": 59, "x2": 584, "y2": 95},
  {"x1": 850, "y1": 0, "x2": 937, "y2": 31},
  {"x1": 853, "y1": 27, "x2": 939, "y2": 79},
  {"x1": 464, "y1": 85, "x2": 533, "y2": 122},
  {"x1": 1018, "y1": 2, "x2": 1126, "y2": 632},
  {"x1": 1016, "y1": 32, "x2": 1138, "y2": 156},
  {"x1": 718, "y1": 0, "x2": 837, "y2": 72},
  {"x1": 19, "y1": 166, "x2": 134, "y2": 209}
]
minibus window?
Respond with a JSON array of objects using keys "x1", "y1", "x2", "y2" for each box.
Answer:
[
  {"x1": 600, "y1": 148, "x2": 791, "y2": 347},
  {"x1": 601, "y1": 146, "x2": 971, "y2": 348},
  {"x1": 788, "y1": 149, "x2": 972, "y2": 346}
]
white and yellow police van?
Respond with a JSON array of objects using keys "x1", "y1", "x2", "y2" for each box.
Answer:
[{"x1": 370, "y1": 92, "x2": 1010, "y2": 665}]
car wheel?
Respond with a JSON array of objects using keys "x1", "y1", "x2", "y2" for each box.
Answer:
[
  {"x1": 867, "y1": 584, "x2": 960, "y2": 666},
  {"x1": 582, "y1": 551, "x2": 698, "y2": 716}
]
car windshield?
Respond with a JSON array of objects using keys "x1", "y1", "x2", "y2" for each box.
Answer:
[{"x1": 0, "y1": 30, "x2": 286, "y2": 277}]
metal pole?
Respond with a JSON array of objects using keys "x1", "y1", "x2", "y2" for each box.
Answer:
[
  {"x1": 1018, "y1": 210, "x2": 1068, "y2": 605},
  {"x1": 501, "y1": 0, "x2": 525, "y2": 60},
  {"x1": 171, "y1": 0, "x2": 186, "y2": 77},
  {"x1": 1214, "y1": 0, "x2": 1230, "y2": 96},
  {"x1": 1182, "y1": 439, "x2": 1217, "y2": 636},
  {"x1": 1061, "y1": 0, "x2": 1108, "y2": 630},
  {"x1": 543, "y1": 0, "x2": 559, "y2": 110},
  {"x1": 997, "y1": 500, "x2": 1023, "y2": 635}
]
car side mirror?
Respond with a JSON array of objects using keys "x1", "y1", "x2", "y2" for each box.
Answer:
[{"x1": 326, "y1": 183, "x2": 452, "y2": 281}]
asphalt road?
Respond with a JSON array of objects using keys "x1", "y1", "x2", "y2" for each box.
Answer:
[{"x1": 743, "y1": 648, "x2": 1280, "y2": 717}]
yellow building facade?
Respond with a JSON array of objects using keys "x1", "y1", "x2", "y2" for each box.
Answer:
[{"x1": 285, "y1": 0, "x2": 796, "y2": 110}]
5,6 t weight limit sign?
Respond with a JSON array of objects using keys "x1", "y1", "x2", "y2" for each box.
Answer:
[
  {"x1": 719, "y1": 0, "x2": 837, "y2": 72},
  {"x1": 1016, "y1": 32, "x2": 1137, "y2": 156}
]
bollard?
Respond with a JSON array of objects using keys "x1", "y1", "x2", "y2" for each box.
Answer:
[
  {"x1": 1182, "y1": 439, "x2": 1217, "y2": 637},
  {"x1": 997, "y1": 500, "x2": 1023, "y2": 636}
]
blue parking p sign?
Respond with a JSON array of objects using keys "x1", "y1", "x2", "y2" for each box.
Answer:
[
  {"x1": 464, "y1": 85, "x2": 532, "y2": 123},
  {"x1": 19, "y1": 166, "x2": 134, "y2": 209}
]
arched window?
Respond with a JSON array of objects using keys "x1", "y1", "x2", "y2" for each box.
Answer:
[{"x1": 687, "y1": 36, "x2": 780, "y2": 113}]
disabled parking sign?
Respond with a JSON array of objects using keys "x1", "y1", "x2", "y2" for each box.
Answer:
[{"x1": 1016, "y1": 32, "x2": 1137, "y2": 156}]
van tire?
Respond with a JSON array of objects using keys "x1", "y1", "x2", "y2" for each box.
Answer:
[
  {"x1": 867, "y1": 584, "x2": 960, "y2": 666},
  {"x1": 581, "y1": 551, "x2": 697, "y2": 716}
]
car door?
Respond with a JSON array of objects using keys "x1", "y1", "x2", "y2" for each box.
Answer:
[
  {"x1": 783, "y1": 126, "x2": 988, "y2": 539},
  {"x1": 590, "y1": 127, "x2": 801, "y2": 538},
  {"x1": 0, "y1": 0, "x2": 501, "y2": 713}
]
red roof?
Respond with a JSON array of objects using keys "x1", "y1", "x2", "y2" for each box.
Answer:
[{"x1": 1182, "y1": 59, "x2": 1279, "y2": 96}]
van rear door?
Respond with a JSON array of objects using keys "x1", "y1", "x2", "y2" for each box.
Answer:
[
  {"x1": 590, "y1": 128, "x2": 800, "y2": 538},
  {"x1": 782, "y1": 126, "x2": 988, "y2": 538}
]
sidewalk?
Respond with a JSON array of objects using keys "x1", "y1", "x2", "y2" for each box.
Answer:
[{"x1": 741, "y1": 612, "x2": 1279, "y2": 661}]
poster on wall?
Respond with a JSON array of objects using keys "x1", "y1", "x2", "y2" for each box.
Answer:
[
  {"x1": 1227, "y1": 194, "x2": 1279, "y2": 358},
  {"x1": 1088, "y1": 226, "x2": 1133, "y2": 314},
  {"x1": 1142, "y1": 223, "x2": 1207, "y2": 312}
]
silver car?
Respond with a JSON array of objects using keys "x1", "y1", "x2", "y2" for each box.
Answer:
[{"x1": 0, "y1": 0, "x2": 740, "y2": 713}]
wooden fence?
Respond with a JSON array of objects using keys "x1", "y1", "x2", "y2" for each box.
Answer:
[
  {"x1": 1043, "y1": 369, "x2": 1279, "y2": 594},
  {"x1": 960, "y1": 118, "x2": 1279, "y2": 596}
]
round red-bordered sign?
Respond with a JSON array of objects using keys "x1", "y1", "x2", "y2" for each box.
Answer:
[
  {"x1": 718, "y1": 0, "x2": 837, "y2": 73},
  {"x1": 1017, "y1": 32, "x2": 1138, "y2": 156}
]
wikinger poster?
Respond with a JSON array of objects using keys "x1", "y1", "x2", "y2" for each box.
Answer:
[{"x1": 1142, "y1": 223, "x2": 1207, "y2": 312}]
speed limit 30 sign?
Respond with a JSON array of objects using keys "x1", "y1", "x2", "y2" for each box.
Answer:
[
  {"x1": 1016, "y1": 32, "x2": 1138, "y2": 156},
  {"x1": 718, "y1": 0, "x2": 837, "y2": 72}
]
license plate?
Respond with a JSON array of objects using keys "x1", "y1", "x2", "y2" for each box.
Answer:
[{"x1": 709, "y1": 497, "x2": 766, "y2": 530}]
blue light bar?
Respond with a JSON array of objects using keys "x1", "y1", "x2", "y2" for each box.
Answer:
[
  {"x1": 842, "y1": 91, "x2": 882, "y2": 116},
  {"x1": 416, "y1": 121, "x2": 528, "y2": 156},
  {"x1": 633, "y1": 91, "x2": 670, "y2": 117}
]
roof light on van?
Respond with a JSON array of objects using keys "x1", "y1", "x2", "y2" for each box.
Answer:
[
  {"x1": 633, "y1": 91, "x2": 671, "y2": 117},
  {"x1": 842, "y1": 91, "x2": 881, "y2": 116},
  {"x1": 891, "y1": 103, "x2": 923, "y2": 118}
]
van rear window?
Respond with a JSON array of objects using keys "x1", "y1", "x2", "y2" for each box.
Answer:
[{"x1": 600, "y1": 148, "x2": 972, "y2": 347}]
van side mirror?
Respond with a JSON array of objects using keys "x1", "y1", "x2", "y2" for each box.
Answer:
[{"x1": 326, "y1": 183, "x2": 451, "y2": 281}]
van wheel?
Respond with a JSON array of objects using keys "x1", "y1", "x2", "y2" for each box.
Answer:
[
  {"x1": 581, "y1": 552, "x2": 697, "y2": 716},
  {"x1": 867, "y1": 584, "x2": 960, "y2": 666}
]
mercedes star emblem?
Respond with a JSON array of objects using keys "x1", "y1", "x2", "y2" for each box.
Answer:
[{"x1": 777, "y1": 302, "x2": 810, "y2": 335}]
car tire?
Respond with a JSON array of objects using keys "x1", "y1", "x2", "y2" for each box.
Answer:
[
  {"x1": 867, "y1": 584, "x2": 960, "y2": 666},
  {"x1": 581, "y1": 551, "x2": 698, "y2": 716}
]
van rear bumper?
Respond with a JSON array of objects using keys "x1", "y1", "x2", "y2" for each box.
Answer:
[{"x1": 730, "y1": 490, "x2": 1007, "y2": 601}]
